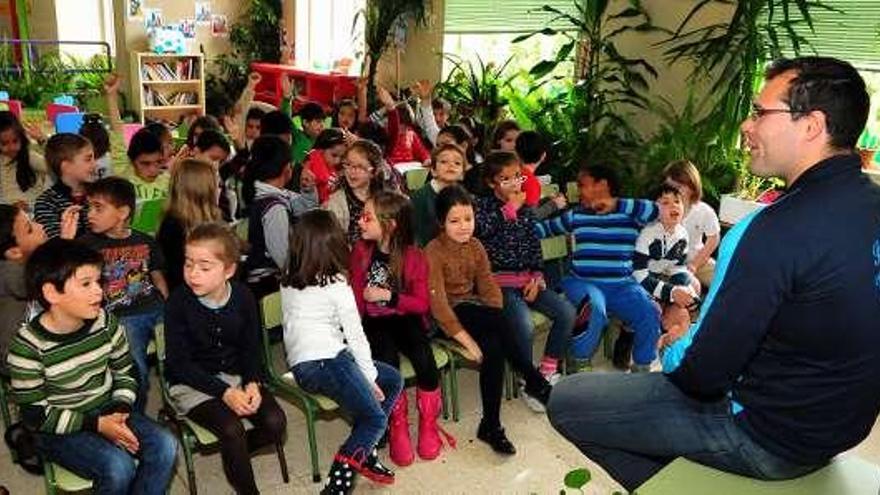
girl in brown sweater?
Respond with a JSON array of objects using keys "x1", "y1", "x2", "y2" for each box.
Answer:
[{"x1": 425, "y1": 185, "x2": 551, "y2": 455}]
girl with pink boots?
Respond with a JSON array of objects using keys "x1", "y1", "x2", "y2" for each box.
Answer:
[{"x1": 350, "y1": 190, "x2": 455, "y2": 466}]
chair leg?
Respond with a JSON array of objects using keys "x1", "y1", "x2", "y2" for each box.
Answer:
[
  {"x1": 449, "y1": 357, "x2": 460, "y2": 422},
  {"x1": 440, "y1": 368, "x2": 449, "y2": 420},
  {"x1": 304, "y1": 402, "x2": 322, "y2": 483},
  {"x1": 275, "y1": 442, "x2": 290, "y2": 483},
  {"x1": 182, "y1": 432, "x2": 198, "y2": 495},
  {"x1": 43, "y1": 463, "x2": 57, "y2": 495},
  {"x1": 504, "y1": 363, "x2": 513, "y2": 401}
]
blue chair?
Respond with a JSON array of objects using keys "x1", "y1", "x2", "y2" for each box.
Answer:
[{"x1": 54, "y1": 112, "x2": 85, "y2": 134}]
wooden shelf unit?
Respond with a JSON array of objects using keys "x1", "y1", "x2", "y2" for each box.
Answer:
[{"x1": 133, "y1": 52, "x2": 205, "y2": 124}]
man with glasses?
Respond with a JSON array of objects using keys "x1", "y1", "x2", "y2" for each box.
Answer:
[{"x1": 548, "y1": 56, "x2": 880, "y2": 492}]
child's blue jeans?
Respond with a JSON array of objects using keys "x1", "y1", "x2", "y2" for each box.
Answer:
[
  {"x1": 561, "y1": 277, "x2": 660, "y2": 365},
  {"x1": 36, "y1": 411, "x2": 178, "y2": 495},
  {"x1": 501, "y1": 287, "x2": 576, "y2": 363},
  {"x1": 119, "y1": 306, "x2": 163, "y2": 413},
  {"x1": 291, "y1": 349, "x2": 402, "y2": 458}
]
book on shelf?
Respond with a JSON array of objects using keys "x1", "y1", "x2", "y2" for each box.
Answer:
[
  {"x1": 141, "y1": 58, "x2": 199, "y2": 82},
  {"x1": 144, "y1": 87, "x2": 198, "y2": 107}
]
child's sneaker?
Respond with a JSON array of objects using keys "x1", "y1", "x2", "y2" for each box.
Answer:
[{"x1": 520, "y1": 385, "x2": 546, "y2": 413}]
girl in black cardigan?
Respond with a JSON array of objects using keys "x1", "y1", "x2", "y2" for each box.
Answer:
[{"x1": 165, "y1": 223, "x2": 286, "y2": 495}]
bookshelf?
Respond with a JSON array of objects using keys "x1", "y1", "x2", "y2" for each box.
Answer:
[{"x1": 133, "y1": 53, "x2": 205, "y2": 125}]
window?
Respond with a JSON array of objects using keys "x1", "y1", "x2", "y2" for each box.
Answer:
[
  {"x1": 294, "y1": 0, "x2": 364, "y2": 74},
  {"x1": 442, "y1": 0, "x2": 576, "y2": 77},
  {"x1": 55, "y1": 0, "x2": 115, "y2": 60}
]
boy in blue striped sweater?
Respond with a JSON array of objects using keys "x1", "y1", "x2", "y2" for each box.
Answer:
[{"x1": 536, "y1": 165, "x2": 661, "y2": 370}]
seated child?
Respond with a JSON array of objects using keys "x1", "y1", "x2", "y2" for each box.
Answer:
[
  {"x1": 514, "y1": 130, "x2": 568, "y2": 219},
  {"x1": 351, "y1": 191, "x2": 452, "y2": 467},
  {"x1": 412, "y1": 143, "x2": 467, "y2": 247},
  {"x1": 7, "y1": 238, "x2": 177, "y2": 493},
  {"x1": 536, "y1": 164, "x2": 661, "y2": 372},
  {"x1": 82, "y1": 177, "x2": 168, "y2": 412},
  {"x1": 157, "y1": 159, "x2": 224, "y2": 291},
  {"x1": 463, "y1": 120, "x2": 519, "y2": 198},
  {"x1": 303, "y1": 128, "x2": 347, "y2": 204},
  {"x1": 325, "y1": 140, "x2": 385, "y2": 244},
  {"x1": 662, "y1": 160, "x2": 721, "y2": 288},
  {"x1": 332, "y1": 98, "x2": 359, "y2": 133},
  {"x1": 124, "y1": 129, "x2": 168, "y2": 201},
  {"x1": 242, "y1": 135, "x2": 318, "y2": 298},
  {"x1": 0, "y1": 203, "x2": 78, "y2": 374},
  {"x1": 143, "y1": 123, "x2": 175, "y2": 170},
  {"x1": 474, "y1": 152, "x2": 575, "y2": 391},
  {"x1": 0, "y1": 111, "x2": 49, "y2": 209},
  {"x1": 426, "y1": 185, "x2": 551, "y2": 454},
  {"x1": 165, "y1": 223, "x2": 287, "y2": 495},
  {"x1": 34, "y1": 133, "x2": 95, "y2": 238},
  {"x1": 633, "y1": 184, "x2": 700, "y2": 341},
  {"x1": 282, "y1": 210, "x2": 402, "y2": 494}
]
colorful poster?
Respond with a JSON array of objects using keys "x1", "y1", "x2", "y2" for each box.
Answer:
[
  {"x1": 180, "y1": 19, "x2": 196, "y2": 39},
  {"x1": 211, "y1": 14, "x2": 229, "y2": 37},
  {"x1": 144, "y1": 8, "x2": 163, "y2": 30},
  {"x1": 127, "y1": 0, "x2": 143, "y2": 20},
  {"x1": 195, "y1": 2, "x2": 212, "y2": 25}
]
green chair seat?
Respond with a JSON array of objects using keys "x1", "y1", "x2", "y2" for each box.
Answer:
[
  {"x1": 49, "y1": 463, "x2": 93, "y2": 492},
  {"x1": 401, "y1": 342, "x2": 449, "y2": 378},
  {"x1": 131, "y1": 198, "x2": 165, "y2": 235},
  {"x1": 540, "y1": 183, "x2": 559, "y2": 199},
  {"x1": 530, "y1": 310, "x2": 551, "y2": 330},
  {"x1": 566, "y1": 181, "x2": 579, "y2": 203},
  {"x1": 637, "y1": 456, "x2": 880, "y2": 495},
  {"x1": 279, "y1": 372, "x2": 340, "y2": 411},
  {"x1": 405, "y1": 168, "x2": 429, "y2": 191},
  {"x1": 183, "y1": 417, "x2": 219, "y2": 447}
]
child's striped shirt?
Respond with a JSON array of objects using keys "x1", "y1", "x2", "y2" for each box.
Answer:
[
  {"x1": 536, "y1": 199, "x2": 657, "y2": 284},
  {"x1": 7, "y1": 310, "x2": 137, "y2": 434}
]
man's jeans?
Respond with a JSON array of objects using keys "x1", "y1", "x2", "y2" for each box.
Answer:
[
  {"x1": 548, "y1": 372, "x2": 822, "y2": 491},
  {"x1": 292, "y1": 350, "x2": 402, "y2": 457},
  {"x1": 119, "y1": 306, "x2": 163, "y2": 413},
  {"x1": 36, "y1": 411, "x2": 178, "y2": 495}
]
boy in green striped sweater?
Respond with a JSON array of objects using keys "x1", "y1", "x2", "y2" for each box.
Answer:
[{"x1": 6, "y1": 238, "x2": 176, "y2": 494}]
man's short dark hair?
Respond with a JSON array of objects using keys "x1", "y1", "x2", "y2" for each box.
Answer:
[
  {"x1": 261, "y1": 110, "x2": 294, "y2": 136},
  {"x1": 578, "y1": 164, "x2": 621, "y2": 197},
  {"x1": 26, "y1": 238, "x2": 103, "y2": 309},
  {"x1": 765, "y1": 57, "x2": 869, "y2": 150},
  {"x1": 515, "y1": 130, "x2": 547, "y2": 164},
  {"x1": 86, "y1": 177, "x2": 136, "y2": 220},
  {"x1": 194, "y1": 129, "x2": 231, "y2": 155},
  {"x1": 298, "y1": 102, "x2": 325, "y2": 123},
  {"x1": 127, "y1": 128, "x2": 163, "y2": 162},
  {"x1": 45, "y1": 133, "x2": 92, "y2": 178}
]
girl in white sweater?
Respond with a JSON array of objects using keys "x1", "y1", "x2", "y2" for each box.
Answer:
[{"x1": 281, "y1": 209, "x2": 403, "y2": 495}]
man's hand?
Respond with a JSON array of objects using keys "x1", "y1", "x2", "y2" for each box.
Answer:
[
  {"x1": 281, "y1": 75, "x2": 292, "y2": 99},
  {"x1": 671, "y1": 286, "x2": 696, "y2": 308}
]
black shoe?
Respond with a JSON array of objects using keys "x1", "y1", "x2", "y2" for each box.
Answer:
[
  {"x1": 612, "y1": 330, "x2": 634, "y2": 370},
  {"x1": 376, "y1": 429, "x2": 388, "y2": 449},
  {"x1": 523, "y1": 378, "x2": 552, "y2": 405},
  {"x1": 359, "y1": 448, "x2": 395, "y2": 484},
  {"x1": 477, "y1": 423, "x2": 517, "y2": 455},
  {"x1": 320, "y1": 457, "x2": 356, "y2": 495}
]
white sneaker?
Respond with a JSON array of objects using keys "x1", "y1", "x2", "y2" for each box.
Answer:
[
  {"x1": 544, "y1": 372, "x2": 562, "y2": 386},
  {"x1": 520, "y1": 386, "x2": 547, "y2": 413}
]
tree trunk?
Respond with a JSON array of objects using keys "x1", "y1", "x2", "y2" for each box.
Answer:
[{"x1": 367, "y1": 51, "x2": 381, "y2": 110}]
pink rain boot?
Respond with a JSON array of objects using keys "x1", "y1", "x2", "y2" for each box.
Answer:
[
  {"x1": 388, "y1": 392, "x2": 414, "y2": 466},
  {"x1": 416, "y1": 387, "x2": 456, "y2": 460}
]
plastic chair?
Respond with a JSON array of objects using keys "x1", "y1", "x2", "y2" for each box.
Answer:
[
  {"x1": 540, "y1": 183, "x2": 560, "y2": 199},
  {"x1": 45, "y1": 103, "x2": 78, "y2": 125},
  {"x1": 132, "y1": 199, "x2": 165, "y2": 235},
  {"x1": 258, "y1": 291, "x2": 453, "y2": 482},
  {"x1": 155, "y1": 323, "x2": 290, "y2": 495},
  {"x1": 566, "y1": 181, "x2": 579, "y2": 203},
  {"x1": 637, "y1": 456, "x2": 880, "y2": 495},
  {"x1": 405, "y1": 168, "x2": 429, "y2": 192}
]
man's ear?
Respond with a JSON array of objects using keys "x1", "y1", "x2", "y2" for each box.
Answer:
[
  {"x1": 4, "y1": 246, "x2": 23, "y2": 262},
  {"x1": 804, "y1": 110, "x2": 827, "y2": 143}
]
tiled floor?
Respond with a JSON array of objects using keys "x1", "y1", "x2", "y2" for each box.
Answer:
[{"x1": 3, "y1": 343, "x2": 880, "y2": 494}]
